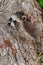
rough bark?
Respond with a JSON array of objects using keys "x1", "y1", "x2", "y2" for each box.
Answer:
[{"x1": 0, "y1": 0, "x2": 43, "y2": 65}]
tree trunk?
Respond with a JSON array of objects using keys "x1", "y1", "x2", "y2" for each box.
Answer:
[{"x1": 0, "y1": 0, "x2": 43, "y2": 65}]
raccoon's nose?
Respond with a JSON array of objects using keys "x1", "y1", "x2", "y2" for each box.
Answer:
[{"x1": 7, "y1": 22, "x2": 11, "y2": 26}]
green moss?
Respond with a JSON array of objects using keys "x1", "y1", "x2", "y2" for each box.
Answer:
[{"x1": 37, "y1": 0, "x2": 43, "y2": 9}]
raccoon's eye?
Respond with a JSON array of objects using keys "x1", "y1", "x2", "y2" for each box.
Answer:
[{"x1": 9, "y1": 18, "x2": 12, "y2": 21}]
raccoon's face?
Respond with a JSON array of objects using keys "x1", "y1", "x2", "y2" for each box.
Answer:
[
  {"x1": 7, "y1": 15, "x2": 19, "y2": 30},
  {"x1": 7, "y1": 11, "x2": 31, "y2": 31},
  {"x1": 14, "y1": 11, "x2": 30, "y2": 22},
  {"x1": 8, "y1": 18, "x2": 17, "y2": 27}
]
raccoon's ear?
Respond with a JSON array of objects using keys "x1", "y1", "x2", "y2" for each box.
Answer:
[{"x1": 9, "y1": 18, "x2": 12, "y2": 21}]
